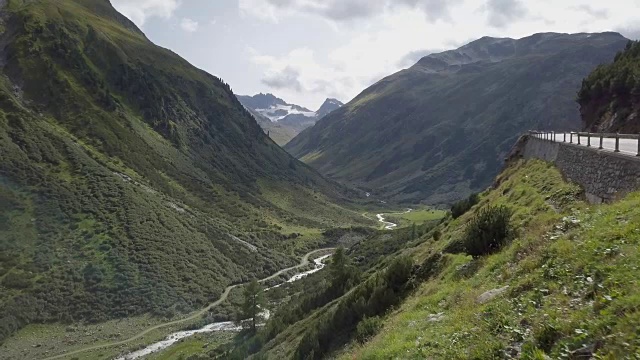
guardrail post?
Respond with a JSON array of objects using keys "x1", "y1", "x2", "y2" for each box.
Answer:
[
  {"x1": 553, "y1": 132, "x2": 556, "y2": 142},
  {"x1": 615, "y1": 134, "x2": 620, "y2": 152},
  {"x1": 637, "y1": 136, "x2": 640, "y2": 157},
  {"x1": 563, "y1": 133, "x2": 566, "y2": 142},
  {"x1": 570, "y1": 133, "x2": 573, "y2": 143},
  {"x1": 587, "y1": 132, "x2": 591, "y2": 147},
  {"x1": 577, "y1": 133, "x2": 581, "y2": 145},
  {"x1": 599, "y1": 134, "x2": 603, "y2": 149}
]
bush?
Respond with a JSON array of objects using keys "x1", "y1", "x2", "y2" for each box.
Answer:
[
  {"x1": 451, "y1": 193, "x2": 479, "y2": 219},
  {"x1": 462, "y1": 205, "x2": 513, "y2": 257},
  {"x1": 356, "y1": 316, "x2": 382, "y2": 343}
]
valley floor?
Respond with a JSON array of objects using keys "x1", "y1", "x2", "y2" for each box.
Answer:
[{"x1": 0, "y1": 249, "x2": 334, "y2": 360}]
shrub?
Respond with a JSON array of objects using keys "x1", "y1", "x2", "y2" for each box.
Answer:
[
  {"x1": 414, "y1": 252, "x2": 444, "y2": 282},
  {"x1": 462, "y1": 205, "x2": 513, "y2": 257},
  {"x1": 534, "y1": 323, "x2": 562, "y2": 352},
  {"x1": 451, "y1": 193, "x2": 479, "y2": 218},
  {"x1": 356, "y1": 316, "x2": 382, "y2": 343}
]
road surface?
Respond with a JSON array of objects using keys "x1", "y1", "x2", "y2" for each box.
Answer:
[
  {"x1": 41, "y1": 248, "x2": 335, "y2": 360},
  {"x1": 534, "y1": 133, "x2": 639, "y2": 156}
]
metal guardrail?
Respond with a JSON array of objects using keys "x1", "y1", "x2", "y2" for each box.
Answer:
[{"x1": 529, "y1": 130, "x2": 640, "y2": 156}]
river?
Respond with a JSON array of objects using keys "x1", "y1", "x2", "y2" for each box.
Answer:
[
  {"x1": 114, "y1": 254, "x2": 332, "y2": 359},
  {"x1": 376, "y1": 208, "x2": 412, "y2": 230}
]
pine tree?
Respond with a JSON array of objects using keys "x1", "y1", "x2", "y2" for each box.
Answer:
[{"x1": 242, "y1": 279, "x2": 266, "y2": 331}]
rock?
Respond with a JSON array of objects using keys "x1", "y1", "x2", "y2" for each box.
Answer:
[
  {"x1": 477, "y1": 286, "x2": 510, "y2": 304},
  {"x1": 427, "y1": 313, "x2": 445, "y2": 322}
]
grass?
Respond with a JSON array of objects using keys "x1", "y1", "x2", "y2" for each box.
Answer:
[
  {"x1": 148, "y1": 332, "x2": 234, "y2": 360},
  {"x1": 0, "y1": 315, "x2": 202, "y2": 360},
  {"x1": 337, "y1": 159, "x2": 640, "y2": 358},
  {"x1": 384, "y1": 208, "x2": 447, "y2": 228}
]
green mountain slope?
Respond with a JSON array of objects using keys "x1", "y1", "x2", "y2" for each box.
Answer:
[
  {"x1": 285, "y1": 32, "x2": 628, "y2": 204},
  {"x1": 0, "y1": 0, "x2": 367, "y2": 344},
  {"x1": 201, "y1": 159, "x2": 640, "y2": 359},
  {"x1": 337, "y1": 159, "x2": 640, "y2": 359},
  {"x1": 578, "y1": 40, "x2": 640, "y2": 132}
]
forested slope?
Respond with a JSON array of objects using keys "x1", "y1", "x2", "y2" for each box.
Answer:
[{"x1": 578, "y1": 40, "x2": 640, "y2": 132}]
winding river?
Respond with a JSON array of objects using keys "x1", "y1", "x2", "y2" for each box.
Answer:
[
  {"x1": 46, "y1": 209, "x2": 410, "y2": 360},
  {"x1": 376, "y1": 208, "x2": 412, "y2": 230},
  {"x1": 43, "y1": 248, "x2": 334, "y2": 360},
  {"x1": 114, "y1": 254, "x2": 333, "y2": 359}
]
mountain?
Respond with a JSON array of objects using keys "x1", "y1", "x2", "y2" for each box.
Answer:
[
  {"x1": 316, "y1": 98, "x2": 344, "y2": 118},
  {"x1": 285, "y1": 32, "x2": 628, "y2": 204},
  {"x1": 578, "y1": 40, "x2": 640, "y2": 132},
  {"x1": 238, "y1": 94, "x2": 343, "y2": 145},
  {"x1": 0, "y1": 0, "x2": 367, "y2": 344}
]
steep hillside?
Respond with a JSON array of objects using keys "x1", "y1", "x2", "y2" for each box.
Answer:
[
  {"x1": 338, "y1": 159, "x2": 640, "y2": 359},
  {"x1": 0, "y1": 0, "x2": 368, "y2": 344},
  {"x1": 578, "y1": 40, "x2": 640, "y2": 132},
  {"x1": 198, "y1": 159, "x2": 640, "y2": 359},
  {"x1": 239, "y1": 94, "x2": 343, "y2": 145},
  {"x1": 286, "y1": 32, "x2": 628, "y2": 204}
]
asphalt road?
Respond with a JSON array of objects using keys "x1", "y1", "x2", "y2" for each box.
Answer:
[{"x1": 534, "y1": 133, "x2": 640, "y2": 157}]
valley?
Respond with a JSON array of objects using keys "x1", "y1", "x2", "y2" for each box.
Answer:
[{"x1": 1, "y1": 0, "x2": 640, "y2": 359}]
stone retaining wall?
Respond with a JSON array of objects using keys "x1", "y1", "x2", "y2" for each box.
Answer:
[{"x1": 518, "y1": 136, "x2": 640, "y2": 203}]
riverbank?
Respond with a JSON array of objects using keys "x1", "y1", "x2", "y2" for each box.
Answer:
[
  {"x1": 115, "y1": 253, "x2": 333, "y2": 359},
  {"x1": 0, "y1": 249, "x2": 334, "y2": 360}
]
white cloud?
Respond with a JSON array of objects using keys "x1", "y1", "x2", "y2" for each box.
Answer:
[
  {"x1": 180, "y1": 17, "x2": 199, "y2": 32},
  {"x1": 484, "y1": 0, "x2": 529, "y2": 28},
  {"x1": 111, "y1": 0, "x2": 181, "y2": 26},
  {"x1": 238, "y1": 0, "x2": 462, "y2": 23},
  {"x1": 242, "y1": 0, "x2": 640, "y2": 108}
]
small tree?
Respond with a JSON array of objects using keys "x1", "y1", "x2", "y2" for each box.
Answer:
[
  {"x1": 462, "y1": 205, "x2": 513, "y2": 257},
  {"x1": 242, "y1": 279, "x2": 266, "y2": 331},
  {"x1": 451, "y1": 193, "x2": 479, "y2": 219},
  {"x1": 327, "y1": 247, "x2": 360, "y2": 298}
]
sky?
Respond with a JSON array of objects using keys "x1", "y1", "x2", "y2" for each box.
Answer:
[{"x1": 111, "y1": 0, "x2": 640, "y2": 110}]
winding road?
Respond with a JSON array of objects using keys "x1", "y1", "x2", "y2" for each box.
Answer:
[{"x1": 41, "y1": 248, "x2": 334, "y2": 360}]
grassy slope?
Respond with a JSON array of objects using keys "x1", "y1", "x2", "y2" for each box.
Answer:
[
  {"x1": 286, "y1": 33, "x2": 627, "y2": 204},
  {"x1": 0, "y1": 0, "x2": 371, "y2": 345},
  {"x1": 341, "y1": 159, "x2": 640, "y2": 358}
]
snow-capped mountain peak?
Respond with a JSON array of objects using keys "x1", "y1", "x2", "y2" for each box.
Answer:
[
  {"x1": 316, "y1": 98, "x2": 344, "y2": 119},
  {"x1": 237, "y1": 94, "x2": 343, "y2": 123},
  {"x1": 237, "y1": 93, "x2": 316, "y2": 122}
]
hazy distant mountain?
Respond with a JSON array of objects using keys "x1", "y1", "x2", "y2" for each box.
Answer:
[
  {"x1": 286, "y1": 32, "x2": 629, "y2": 204},
  {"x1": 238, "y1": 94, "x2": 343, "y2": 145}
]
